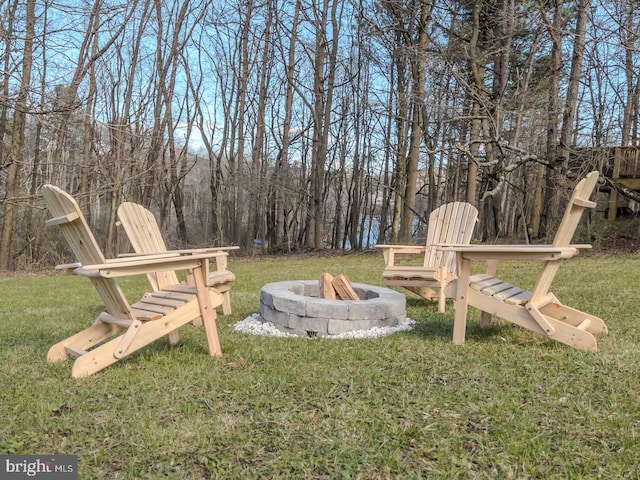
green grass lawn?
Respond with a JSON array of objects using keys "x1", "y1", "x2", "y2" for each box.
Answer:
[{"x1": 1, "y1": 251, "x2": 639, "y2": 479}]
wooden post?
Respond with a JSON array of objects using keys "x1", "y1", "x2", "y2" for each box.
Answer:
[{"x1": 609, "y1": 148, "x2": 621, "y2": 221}]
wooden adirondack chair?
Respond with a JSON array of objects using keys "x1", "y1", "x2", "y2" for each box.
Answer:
[
  {"x1": 441, "y1": 171, "x2": 608, "y2": 351},
  {"x1": 376, "y1": 202, "x2": 478, "y2": 312},
  {"x1": 116, "y1": 202, "x2": 238, "y2": 316},
  {"x1": 42, "y1": 185, "x2": 226, "y2": 377}
]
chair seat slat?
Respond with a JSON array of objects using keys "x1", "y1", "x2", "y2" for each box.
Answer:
[
  {"x1": 481, "y1": 281, "x2": 514, "y2": 296},
  {"x1": 492, "y1": 286, "x2": 525, "y2": 301},
  {"x1": 141, "y1": 295, "x2": 186, "y2": 308},
  {"x1": 503, "y1": 291, "x2": 531, "y2": 305},
  {"x1": 469, "y1": 276, "x2": 504, "y2": 291},
  {"x1": 163, "y1": 284, "x2": 197, "y2": 295},
  {"x1": 150, "y1": 291, "x2": 194, "y2": 302},
  {"x1": 130, "y1": 302, "x2": 175, "y2": 315},
  {"x1": 130, "y1": 308, "x2": 163, "y2": 321}
]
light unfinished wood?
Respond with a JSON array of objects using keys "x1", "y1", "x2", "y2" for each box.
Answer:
[
  {"x1": 64, "y1": 345, "x2": 87, "y2": 358},
  {"x1": 117, "y1": 202, "x2": 237, "y2": 316},
  {"x1": 139, "y1": 295, "x2": 185, "y2": 308},
  {"x1": 440, "y1": 171, "x2": 608, "y2": 351},
  {"x1": 331, "y1": 274, "x2": 360, "y2": 301},
  {"x1": 129, "y1": 302, "x2": 175, "y2": 315},
  {"x1": 319, "y1": 272, "x2": 337, "y2": 299},
  {"x1": 576, "y1": 319, "x2": 591, "y2": 331},
  {"x1": 42, "y1": 185, "x2": 224, "y2": 378},
  {"x1": 44, "y1": 212, "x2": 80, "y2": 226},
  {"x1": 376, "y1": 202, "x2": 478, "y2": 312},
  {"x1": 97, "y1": 312, "x2": 134, "y2": 328},
  {"x1": 149, "y1": 291, "x2": 194, "y2": 302},
  {"x1": 479, "y1": 260, "x2": 497, "y2": 328}
]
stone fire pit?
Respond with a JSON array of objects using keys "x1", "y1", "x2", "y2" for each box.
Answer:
[{"x1": 258, "y1": 280, "x2": 407, "y2": 337}]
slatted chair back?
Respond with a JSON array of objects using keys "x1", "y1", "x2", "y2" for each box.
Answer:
[
  {"x1": 42, "y1": 185, "x2": 135, "y2": 321},
  {"x1": 424, "y1": 202, "x2": 478, "y2": 274},
  {"x1": 117, "y1": 202, "x2": 180, "y2": 290},
  {"x1": 530, "y1": 171, "x2": 599, "y2": 303}
]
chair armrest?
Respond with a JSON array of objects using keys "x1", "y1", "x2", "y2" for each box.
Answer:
[
  {"x1": 375, "y1": 244, "x2": 426, "y2": 266},
  {"x1": 116, "y1": 248, "x2": 234, "y2": 275},
  {"x1": 375, "y1": 244, "x2": 426, "y2": 253},
  {"x1": 164, "y1": 248, "x2": 234, "y2": 275},
  {"x1": 73, "y1": 252, "x2": 226, "y2": 278},
  {"x1": 436, "y1": 244, "x2": 586, "y2": 261},
  {"x1": 114, "y1": 252, "x2": 185, "y2": 261},
  {"x1": 55, "y1": 262, "x2": 82, "y2": 272},
  {"x1": 118, "y1": 247, "x2": 237, "y2": 257},
  {"x1": 56, "y1": 256, "x2": 160, "y2": 271},
  {"x1": 168, "y1": 246, "x2": 239, "y2": 254}
]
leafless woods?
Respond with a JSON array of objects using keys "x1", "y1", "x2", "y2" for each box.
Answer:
[{"x1": 0, "y1": 0, "x2": 638, "y2": 269}]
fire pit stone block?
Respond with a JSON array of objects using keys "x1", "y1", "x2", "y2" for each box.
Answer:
[
  {"x1": 289, "y1": 315, "x2": 330, "y2": 334},
  {"x1": 258, "y1": 280, "x2": 407, "y2": 337}
]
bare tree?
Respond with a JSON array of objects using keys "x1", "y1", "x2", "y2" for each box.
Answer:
[
  {"x1": 270, "y1": 0, "x2": 301, "y2": 251},
  {"x1": 307, "y1": 0, "x2": 342, "y2": 250},
  {"x1": 0, "y1": 0, "x2": 35, "y2": 270},
  {"x1": 399, "y1": 0, "x2": 432, "y2": 242}
]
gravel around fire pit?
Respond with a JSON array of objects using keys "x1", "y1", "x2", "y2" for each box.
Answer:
[{"x1": 234, "y1": 313, "x2": 415, "y2": 339}]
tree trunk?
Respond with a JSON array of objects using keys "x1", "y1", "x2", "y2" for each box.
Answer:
[
  {"x1": 558, "y1": 0, "x2": 589, "y2": 170},
  {"x1": 399, "y1": 0, "x2": 431, "y2": 243},
  {"x1": 310, "y1": 0, "x2": 340, "y2": 250},
  {"x1": 377, "y1": 73, "x2": 395, "y2": 245},
  {"x1": 0, "y1": 0, "x2": 35, "y2": 271},
  {"x1": 248, "y1": 0, "x2": 273, "y2": 247},
  {"x1": 465, "y1": 1, "x2": 487, "y2": 209},
  {"x1": 272, "y1": 0, "x2": 301, "y2": 250},
  {"x1": 540, "y1": 0, "x2": 563, "y2": 238},
  {"x1": 390, "y1": 33, "x2": 409, "y2": 244},
  {"x1": 0, "y1": 0, "x2": 18, "y2": 172}
]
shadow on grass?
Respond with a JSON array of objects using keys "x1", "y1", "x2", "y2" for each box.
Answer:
[{"x1": 404, "y1": 297, "x2": 509, "y2": 342}]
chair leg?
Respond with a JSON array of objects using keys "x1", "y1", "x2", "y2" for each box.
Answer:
[
  {"x1": 539, "y1": 299, "x2": 608, "y2": 334},
  {"x1": 452, "y1": 257, "x2": 472, "y2": 345},
  {"x1": 156, "y1": 273, "x2": 184, "y2": 341},
  {"x1": 114, "y1": 320, "x2": 143, "y2": 358},
  {"x1": 437, "y1": 288, "x2": 446, "y2": 313},
  {"x1": 47, "y1": 321, "x2": 119, "y2": 362},
  {"x1": 70, "y1": 299, "x2": 202, "y2": 377},
  {"x1": 479, "y1": 260, "x2": 496, "y2": 327},
  {"x1": 194, "y1": 266, "x2": 222, "y2": 356},
  {"x1": 466, "y1": 288, "x2": 600, "y2": 351},
  {"x1": 209, "y1": 284, "x2": 232, "y2": 315},
  {"x1": 167, "y1": 330, "x2": 180, "y2": 344},
  {"x1": 222, "y1": 291, "x2": 232, "y2": 316},
  {"x1": 404, "y1": 286, "x2": 438, "y2": 301},
  {"x1": 546, "y1": 318, "x2": 598, "y2": 351},
  {"x1": 479, "y1": 311, "x2": 492, "y2": 327}
]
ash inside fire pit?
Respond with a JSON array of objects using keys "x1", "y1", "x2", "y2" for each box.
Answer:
[{"x1": 258, "y1": 280, "x2": 407, "y2": 337}]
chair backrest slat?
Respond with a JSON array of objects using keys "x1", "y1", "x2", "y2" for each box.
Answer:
[
  {"x1": 552, "y1": 171, "x2": 599, "y2": 248},
  {"x1": 117, "y1": 202, "x2": 180, "y2": 289},
  {"x1": 42, "y1": 186, "x2": 106, "y2": 266},
  {"x1": 119, "y1": 202, "x2": 169, "y2": 253},
  {"x1": 531, "y1": 171, "x2": 599, "y2": 302},
  {"x1": 42, "y1": 185, "x2": 134, "y2": 320},
  {"x1": 424, "y1": 202, "x2": 478, "y2": 273}
]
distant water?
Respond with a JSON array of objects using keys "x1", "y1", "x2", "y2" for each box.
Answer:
[{"x1": 343, "y1": 216, "x2": 423, "y2": 249}]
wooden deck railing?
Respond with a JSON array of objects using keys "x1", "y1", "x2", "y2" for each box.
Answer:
[{"x1": 614, "y1": 147, "x2": 640, "y2": 178}]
